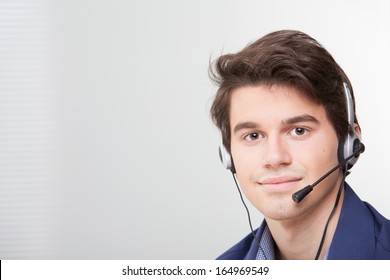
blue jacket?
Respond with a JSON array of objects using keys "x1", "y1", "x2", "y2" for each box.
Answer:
[{"x1": 217, "y1": 185, "x2": 390, "y2": 260}]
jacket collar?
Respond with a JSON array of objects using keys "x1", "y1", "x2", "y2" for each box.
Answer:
[
  {"x1": 244, "y1": 220, "x2": 266, "y2": 259},
  {"x1": 327, "y1": 184, "x2": 376, "y2": 259}
]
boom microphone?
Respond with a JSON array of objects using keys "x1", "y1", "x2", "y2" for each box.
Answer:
[{"x1": 292, "y1": 142, "x2": 365, "y2": 203}]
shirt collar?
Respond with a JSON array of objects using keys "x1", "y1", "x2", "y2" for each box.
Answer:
[
  {"x1": 248, "y1": 221, "x2": 331, "y2": 260},
  {"x1": 255, "y1": 223, "x2": 275, "y2": 260}
]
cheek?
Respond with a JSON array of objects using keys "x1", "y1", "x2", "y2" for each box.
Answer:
[
  {"x1": 307, "y1": 145, "x2": 339, "y2": 180},
  {"x1": 231, "y1": 150, "x2": 259, "y2": 187},
  {"x1": 231, "y1": 146, "x2": 252, "y2": 172}
]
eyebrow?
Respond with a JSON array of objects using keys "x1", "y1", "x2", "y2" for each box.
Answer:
[
  {"x1": 233, "y1": 121, "x2": 259, "y2": 134},
  {"x1": 282, "y1": 114, "x2": 320, "y2": 125},
  {"x1": 233, "y1": 114, "x2": 319, "y2": 134}
]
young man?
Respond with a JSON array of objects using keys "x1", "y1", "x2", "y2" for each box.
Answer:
[{"x1": 209, "y1": 30, "x2": 390, "y2": 260}]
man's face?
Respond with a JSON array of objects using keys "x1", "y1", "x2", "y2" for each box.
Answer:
[{"x1": 229, "y1": 85, "x2": 342, "y2": 222}]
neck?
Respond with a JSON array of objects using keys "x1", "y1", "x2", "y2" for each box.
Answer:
[{"x1": 266, "y1": 183, "x2": 345, "y2": 260}]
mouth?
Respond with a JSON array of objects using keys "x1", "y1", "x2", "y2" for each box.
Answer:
[{"x1": 259, "y1": 176, "x2": 302, "y2": 191}]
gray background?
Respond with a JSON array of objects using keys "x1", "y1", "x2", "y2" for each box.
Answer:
[{"x1": 0, "y1": 0, "x2": 389, "y2": 259}]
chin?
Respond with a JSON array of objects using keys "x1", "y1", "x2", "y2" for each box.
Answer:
[{"x1": 258, "y1": 199, "x2": 303, "y2": 221}]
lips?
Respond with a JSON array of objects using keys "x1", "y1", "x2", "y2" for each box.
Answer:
[{"x1": 260, "y1": 176, "x2": 302, "y2": 186}]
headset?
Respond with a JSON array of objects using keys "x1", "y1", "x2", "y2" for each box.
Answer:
[{"x1": 218, "y1": 82, "x2": 362, "y2": 173}]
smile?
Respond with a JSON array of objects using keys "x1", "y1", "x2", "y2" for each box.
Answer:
[{"x1": 259, "y1": 176, "x2": 302, "y2": 191}]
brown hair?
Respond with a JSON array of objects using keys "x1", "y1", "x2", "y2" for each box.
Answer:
[{"x1": 209, "y1": 30, "x2": 358, "y2": 152}]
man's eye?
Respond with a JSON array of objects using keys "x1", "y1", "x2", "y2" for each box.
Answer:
[
  {"x1": 291, "y1": 127, "x2": 307, "y2": 136},
  {"x1": 244, "y1": 132, "x2": 260, "y2": 141}
]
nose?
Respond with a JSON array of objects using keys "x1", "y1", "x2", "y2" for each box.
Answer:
[{"x1": 262, "y1": 137, "x2": 292, "y2": 169}]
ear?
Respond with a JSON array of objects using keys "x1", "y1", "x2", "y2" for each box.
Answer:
[{"x1": 353, "y1": 123, "x2": 362, "y2": 140}]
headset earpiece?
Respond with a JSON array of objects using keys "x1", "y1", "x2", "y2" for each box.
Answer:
[
  {"x1": 218, "y1": 143, "x2": 236, "y2": 173},
  {"x1": 337, "y1": 135, "x2": 361, "y2": 170},
  {"x1": 337, "y1": 82, "x2": 362, "y2": 170}
]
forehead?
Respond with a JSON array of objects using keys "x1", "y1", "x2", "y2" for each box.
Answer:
[{"x1": 229, "y1": 85, "x2": 326, "y2": 125}]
